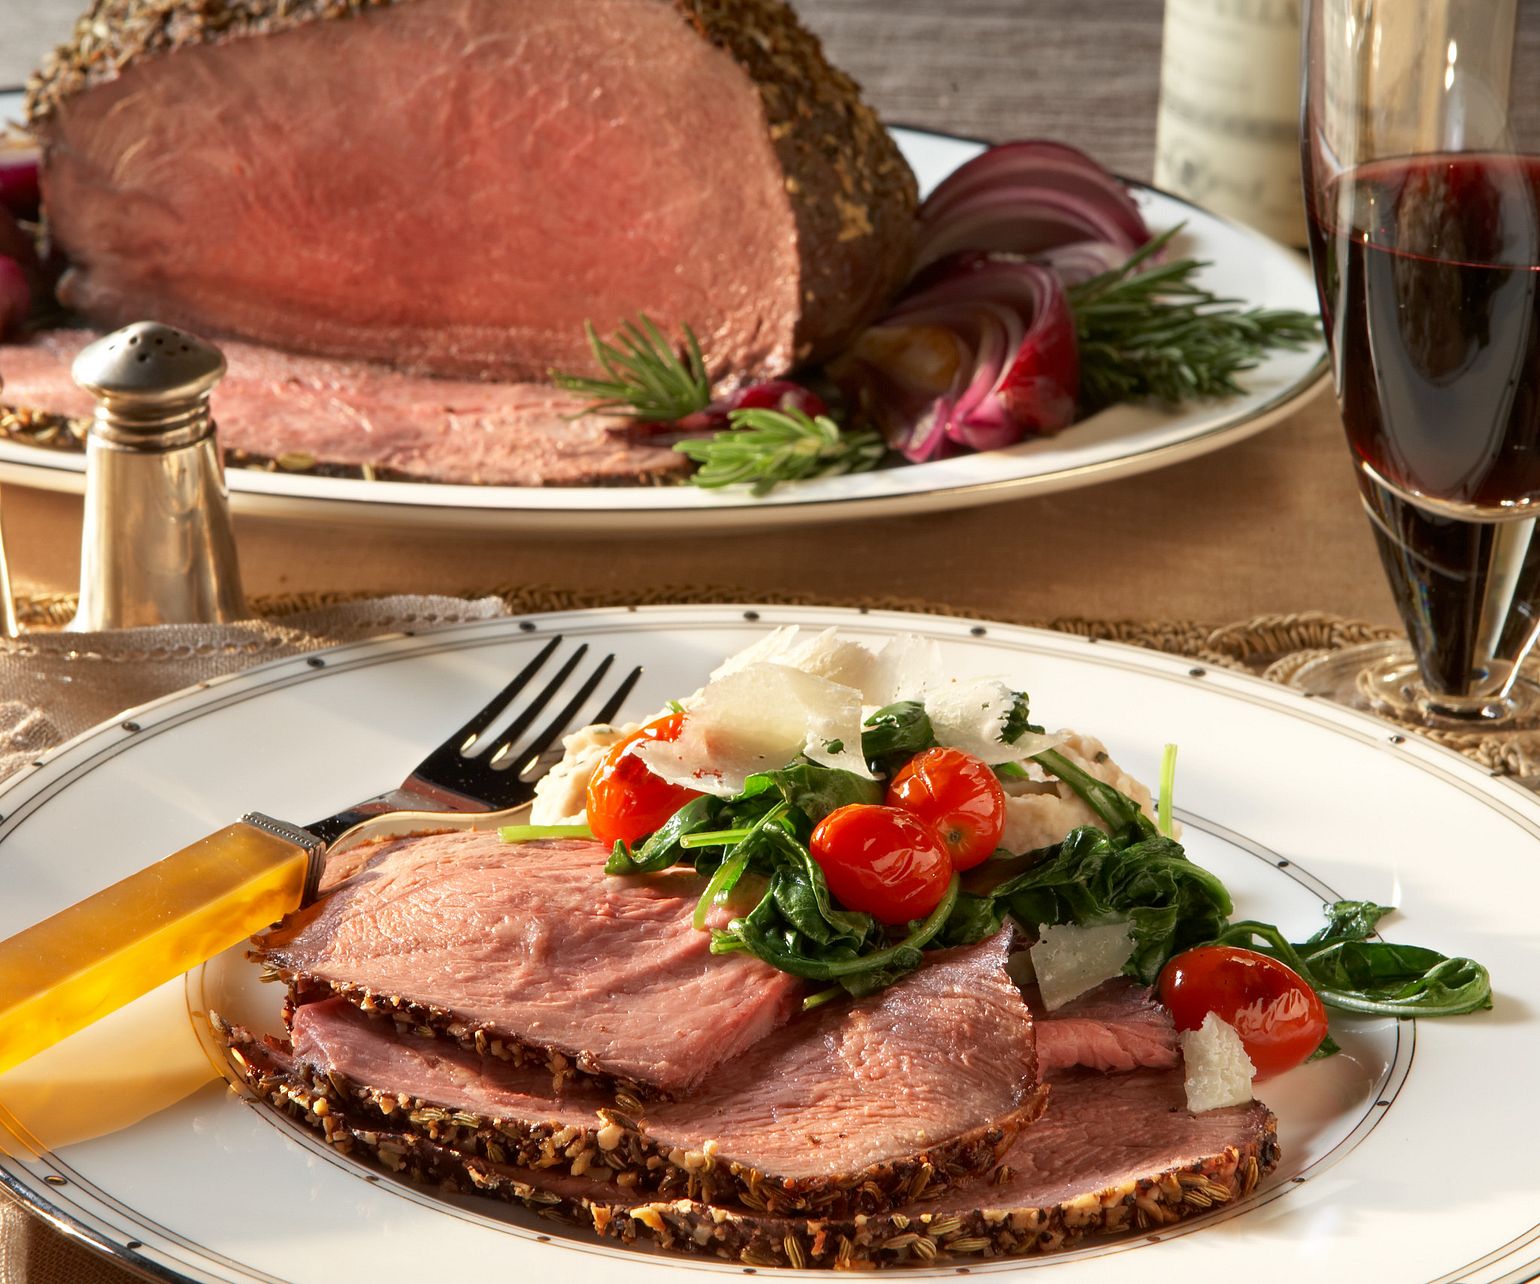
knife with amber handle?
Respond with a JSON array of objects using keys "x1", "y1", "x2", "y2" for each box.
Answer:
[{"x1": 0, "y1": 637, "x2": 639, "y2": 1076}]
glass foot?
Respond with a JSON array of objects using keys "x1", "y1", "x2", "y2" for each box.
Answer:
[{"x1": 1289, "y1": 641, "x2": 1540, "y2": 732}]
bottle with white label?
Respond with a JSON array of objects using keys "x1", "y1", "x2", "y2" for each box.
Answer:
[{"x1": 1154, "y1": 0, "x2": 1307, "y2": 247}]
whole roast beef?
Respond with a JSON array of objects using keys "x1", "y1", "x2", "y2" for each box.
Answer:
[{"x1": 27, "y1": 0, "x2": 918, "y2": 382}]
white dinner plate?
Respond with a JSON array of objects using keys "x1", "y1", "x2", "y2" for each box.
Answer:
[
  {"x1": 0, "y1": 605, "x2": 1535, "y2": 1283},
  {"x1": 0, "y1": 92, "x2": 1326, "y2": 532}
]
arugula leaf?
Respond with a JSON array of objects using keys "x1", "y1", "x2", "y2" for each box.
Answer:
[
  {"x1": 937, "y1": 889, "x2": 1007, "y2": 947},
  {"x1": 718, "y1": 876, "x2": 959, "y2": 983},
  {"x1": 760, "y1": 827, "x2": 873, "y2": 946},
  {"x1": 750, "y1": 763, "x2": 882, "y2": 824},
  {"x1": 1001, "y1": 691, "x2": 1043, "y2": 743},
  {"x1": 605, "y1": 794, "x2": 722, "y2": 875},
  {"x1": 1305, "y1": 899, "x2": 1394, "y2": 945},
  {"x1": 1308, "y1": 1033, "x2": 1341, "y2": 1061},
  {"x1": 1212, "y1": 914, "x2": 1492, "y2": 1017},
  {"x1": 1034, "y1": 747, "x2": 1157, "y2": 843},
  {"x1": 861, "y1": 701, "x2": 938, "y2": 772},
  {"x1": 988, "y1": 827, "x2": 1233, "y2": 983}
]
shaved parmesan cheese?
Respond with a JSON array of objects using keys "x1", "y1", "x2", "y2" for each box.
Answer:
[
  {"x1": 708, "y1": 626, "x2": 807, "y2": 681},
  {"x1": 922, "y1": 676, "x2": 1063, "y2": 764},
  {"x1": 861, "y1": 633, "x2": 945, "y2": 706},
  {"x1": 710, "y1": 627, "x2": 943, "y2": 709},
  {"x1": 633, "y1": 662, "x2": 874, "y2": 796},
  {"x1": 1029, "y1": 920, "x2": 1135, "y2": 1010},
  {"x1": 1180, "y1": 1013, "x2": 1256, "y2": 1113}
]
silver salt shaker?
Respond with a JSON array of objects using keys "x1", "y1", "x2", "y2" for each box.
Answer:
[{"x1": 67, "y1": 321, "x2": 246, "y2": 630}]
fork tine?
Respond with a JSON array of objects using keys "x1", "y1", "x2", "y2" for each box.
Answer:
[
  {"x1": 506, "y1": 653, "x2": 622, "y2": 774},
  {"x1": 516, "y1": 662, "x2": 645, "y2": 783},
  {"x1": 441, "y1": 635, "x2": 562, "y2": 757},
  {"x1": 479, "y1": 643, "x2": 590, "y2": 766},
  {"x1": 591, "y1": 664, "x2": 643, "y2": 728},
  {"x1": 413, "y1": 640, "x2": 584, "y2": 786}
]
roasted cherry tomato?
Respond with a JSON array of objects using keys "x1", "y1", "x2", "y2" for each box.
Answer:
[
  {"x1": 809, "y1": 804, "x2": 953, "y2": 924},
  {"x1": 1157, "y1": 945, "x2": 1329, "y2": 1078},
  {"x1": 585, "y1": 713, "x2": 702, "y2": 847},
  {"x1": 885, "y1": 746, "x2": 1006, "y2": 871}
]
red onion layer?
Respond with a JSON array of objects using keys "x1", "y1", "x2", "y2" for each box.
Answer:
[
  {"x1": 914, "y1": 140, "x2": 1150, "y2": 271},
  {"x1": 0, "y1": 150, "x2": 39, "y2": 221},
  {"x1": 832, "y1": 256, "x2": 1077, "y2": 462},
  {"x1": 0, "y1": 257, "x2": 30, "y2": 340}
]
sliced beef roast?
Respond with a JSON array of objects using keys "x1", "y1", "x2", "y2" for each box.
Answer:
[
  {"x1": 0, "y1": 330, "x2": 690, "y2": 485},
  {"x1": 1031, "y1": 978, "x2": 1181, "y2": 1077},
  {"x1": 238, "y1": 1056, "x2": 1277, "y2": 1268},
  {"x1": 229, "y1": 928, "x2": 1044, "y2": 1216},
  {"x1": 253, "y1": 834, "x2": 802, "y2": 1097},
  {"x1": 28, "y1": 0, "x2": 916, "y2": 382}
]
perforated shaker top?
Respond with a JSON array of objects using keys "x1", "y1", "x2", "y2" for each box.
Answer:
[{"x1": 71, "y1": 321, "x2": 226, "y2": 413}]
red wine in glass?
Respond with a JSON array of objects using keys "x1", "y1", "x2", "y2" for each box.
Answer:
[{"x1": 1308, "y1": 152, "x2": 1540, "y2": 711}]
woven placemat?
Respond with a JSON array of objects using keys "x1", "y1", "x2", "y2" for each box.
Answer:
[{"x1": 13, "y1": 585, "x2": 1540, "y2": 781}]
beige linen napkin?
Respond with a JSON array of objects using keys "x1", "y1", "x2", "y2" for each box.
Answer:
[{"x1": 0, "y1": 595, "x2": 509, "y2": 782}]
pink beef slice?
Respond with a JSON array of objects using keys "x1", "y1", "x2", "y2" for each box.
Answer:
[
  {"x1": 244, "y1": 1064, "x2": 1277, "y2": 1265},
  {"x1": 0, "y1": 329, "x2": 691, "y2": 485},
  {"x1": 253, "y1": 833, "x2": 804, "y2": 1096},
  {"x1": 1030, "y1": 977, "x2": 1181, "y2": 1078},
  {"x1": 550, "y1": 1069, "x2": 1277, "y2": 1260},
  {"x1": 26, "y1": 0, "x2": 917, "y2": 382},
  {"x1": 275, "y1": 927, "x2": 1044, "y2": 1213}
]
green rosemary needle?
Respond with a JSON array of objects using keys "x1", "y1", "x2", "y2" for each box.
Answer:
[
  {"x1": 551, "y1": 315, "x2": 711, "y2": 421},
  {"x1": 674, "y1": 408, "x2": 886, "y2": 496},
  {"x1": 1069, "y1": 226, "x2": 1322, "y2": 413}
]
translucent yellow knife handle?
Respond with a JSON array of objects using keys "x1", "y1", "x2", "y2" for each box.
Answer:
[{"x1": 0, "y1": 815, "x2": 323, "y2": 1076}]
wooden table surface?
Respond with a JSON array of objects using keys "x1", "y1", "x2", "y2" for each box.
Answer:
[{"x1": 0, "y1": 0, "x2": 1397, "y2": 630}]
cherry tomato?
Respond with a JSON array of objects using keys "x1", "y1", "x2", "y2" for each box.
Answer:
[
  {"x1": 585, "y1": 714, "x2": 702, "y2": 847},
  {"x1": 1157, "y1": 945, "x2": 1329, "y2": 1079},
  {"x1": 885, "y1": 746, "x2": 1006, "y2": 871},
  {"x1": 809, "y1": 804, "x2": 953, "y2": 924}
]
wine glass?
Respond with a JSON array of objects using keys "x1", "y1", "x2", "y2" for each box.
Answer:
[{"x1": 1298, "y1": 0, "x2": 1540, "y2": 729}]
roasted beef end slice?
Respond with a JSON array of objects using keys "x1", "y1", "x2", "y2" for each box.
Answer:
[
  {"x1": 28, "y1": 0, "x2": 917, "y2": 382},
  {"x1": 228, "y1": 1041, "x2": 1277, "y2": 1269},
  {"x1": 227, "y1": 925, "x2": 1046, "y2": 1217},
  {"x1": 251, "y1": 833, "x2": 804, "y2": 1099},
  {"x1": 0, "y1": 329, "x2": 694, "y2": 487}
]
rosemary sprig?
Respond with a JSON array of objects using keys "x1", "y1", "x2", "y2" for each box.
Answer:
[
  {"x1": 551, "y1": 315, "x2": 711, "y2": 421},
  {"x1": 675, "y1": 408, "x2": 886, "y2": 496},
  {"x1": 1068, "y1": 225, "x2": 1321, "y2": 413}
]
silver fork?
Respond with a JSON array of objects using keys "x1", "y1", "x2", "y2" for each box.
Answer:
[
  {"x1": 0, "y1": 636, "x2": 643, "y2": 1077},
  {"x1": 306, "y1": 635, "x2": 641, "y2": 844}
]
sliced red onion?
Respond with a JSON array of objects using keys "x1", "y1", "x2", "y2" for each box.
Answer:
[
  {"x1": 1034, "y1": 239, "x2": 1129, "y2": 286},
  {"x1": 0, "y1": 207, "x2": 35, "y2": 274},
  {"x1": 832, "y1": 257, "x2": 1076, "y2": 462},
  {"x1": 0, "y1": 149, "x2": 40, "y2": 220},
  {"x1": 0, "y1": 256, "x2": 30, "y2": 339},
  {"x1": 914, "y1": 140, "x2": 1150, "y2": 271}
]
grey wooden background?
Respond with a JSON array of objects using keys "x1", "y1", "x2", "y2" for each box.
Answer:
[{"x1": 0, "y1": 0, "x2": 1163, "y2": 178}]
